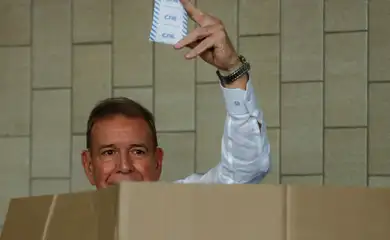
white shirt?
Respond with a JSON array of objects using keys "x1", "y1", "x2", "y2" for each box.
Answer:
[{"x1": 175, "y1": 75, "x2": 271, "y2": 184}]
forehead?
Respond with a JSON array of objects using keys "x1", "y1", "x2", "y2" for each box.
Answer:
[{"x1": 90, "y1": 115, "x2": 152, "y2": 147}]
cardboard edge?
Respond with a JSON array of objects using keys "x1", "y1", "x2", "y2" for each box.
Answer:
[
  {"x1": 41, "y1": 195, "x2": 58, "y2": 240},
  {"x1": 96, "y1": 185, "x2": 119, "y2": 240}
]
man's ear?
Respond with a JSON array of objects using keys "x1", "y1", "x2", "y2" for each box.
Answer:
[
  {"x1": 154, "y1": 147, "x2": 164, "y2": 178},
  {"x1": 81, "y1": 150, "x2": 96, "y2": 186}
]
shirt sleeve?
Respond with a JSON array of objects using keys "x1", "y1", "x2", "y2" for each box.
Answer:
[{"x1": 176, "y1": 74, "x2": 271, "y2": 184}]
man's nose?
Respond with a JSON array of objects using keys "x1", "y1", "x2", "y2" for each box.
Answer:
[{"x1": 118, "y1": 152, "x2": 133, "y2": 172}]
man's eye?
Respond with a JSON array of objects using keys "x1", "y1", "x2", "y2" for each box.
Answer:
[
  {"x1": 102, "y1": 150, "x2": 115, "y2": 156},
  {"x1": 133, "y1": 149, "x2": 145, "y2": 155}
]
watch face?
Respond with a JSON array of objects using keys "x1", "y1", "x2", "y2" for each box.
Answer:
[{"x1": 239, "y1": 55, "x2": 246, "y2": 63}]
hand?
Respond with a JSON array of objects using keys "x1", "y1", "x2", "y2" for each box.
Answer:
[{"x1": 174, "y1": 0, "x2": 240, "y2": 72}]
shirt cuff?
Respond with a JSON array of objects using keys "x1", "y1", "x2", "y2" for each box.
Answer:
[{"x1": 220, "y1": 74, "x2": 262, "y2": 118}]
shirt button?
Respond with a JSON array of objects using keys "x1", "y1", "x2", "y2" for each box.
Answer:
[{"x1": 234, "y1": 101, "x2": 240, "y2": 106}]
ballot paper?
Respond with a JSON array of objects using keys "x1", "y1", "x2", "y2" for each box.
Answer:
[{"x1": 149, "y1": 0, "x2": 189, "y2": 45}]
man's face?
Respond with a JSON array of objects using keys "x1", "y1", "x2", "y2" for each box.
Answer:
[{"x1": 81, "y1": 115, "x2": 163, "y2": 189}]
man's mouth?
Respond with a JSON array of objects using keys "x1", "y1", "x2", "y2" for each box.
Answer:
[{"x1": 106, "y1": 173, "x2": 143, "y2": 185}]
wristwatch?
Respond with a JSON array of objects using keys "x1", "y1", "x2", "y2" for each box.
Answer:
[{"x1": 216, "y1": 55, "x2": 251, "y2": 86}]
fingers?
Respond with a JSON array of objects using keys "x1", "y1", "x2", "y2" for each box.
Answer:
[
  {"x1": 174, "y1": 24, "x2": 222, "y2": 49},
  {"x1": 179, "y1": 0, "x2": 204, "y2": 24},
  {"x1": 185, "y1": 40, "x2": 201, "y2": 50},
  {"x1": 184, "y1": 36, "x2": 214, "y2": 59},
  {"x1": 174, "y1": 25, "x2": 212, "y2": 49}
]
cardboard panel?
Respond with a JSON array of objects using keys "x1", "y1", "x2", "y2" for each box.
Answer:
[
  {"x1": 45, "y1": 191, "x2": 99, "y2": 240},
  {"x1": 118, "y1": 183, "x2": 285, "y2": 240},
  {"x1": 96, "y1": 186, "x2": 118, "y2": 240},
  {"x1": 0, "y1": 195, "x2": 53, "y2": 240},
  {"x1": 0, "y1": 189, "x2": 117, "y2": 240},
  {"x1": 287, "y1": 185, "x2": 390, "y2": 240},
  {"x1": 2, "y1": 183, "x2": 390, "y2": 240}
]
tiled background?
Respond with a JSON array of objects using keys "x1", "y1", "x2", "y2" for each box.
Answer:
[{"x1": 1, "y1": 0, "x2": 390, "y2": 230}]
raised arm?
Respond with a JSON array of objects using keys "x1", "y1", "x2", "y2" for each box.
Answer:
[
  {"x1": 177, "y1": 73, "x2": 270, "y2": 184},
  {"x1": 174, "y1": 0, "x2": 271, "y2": 184}
]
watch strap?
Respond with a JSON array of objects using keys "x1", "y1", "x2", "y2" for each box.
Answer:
[{"x1": 216, "y1": 55, "x2": 251, "y2": 85}]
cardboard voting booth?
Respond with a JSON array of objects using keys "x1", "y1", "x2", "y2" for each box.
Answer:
[{"x1": 1, "y1": 182, "x2": 390, "y2": 240}]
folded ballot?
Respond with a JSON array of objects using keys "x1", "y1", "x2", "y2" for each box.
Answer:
[{"x1": 149, "y1": 0, "x2": 188, "y2": 45}]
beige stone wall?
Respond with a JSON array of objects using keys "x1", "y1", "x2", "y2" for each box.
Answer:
[{"x1": 1, "y1": 0, "x2": 390, "y2": 228}]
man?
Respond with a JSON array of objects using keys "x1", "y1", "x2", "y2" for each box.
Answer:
[{"x1": 81, "y1": 0, "x2": 270, "y2": 189}]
